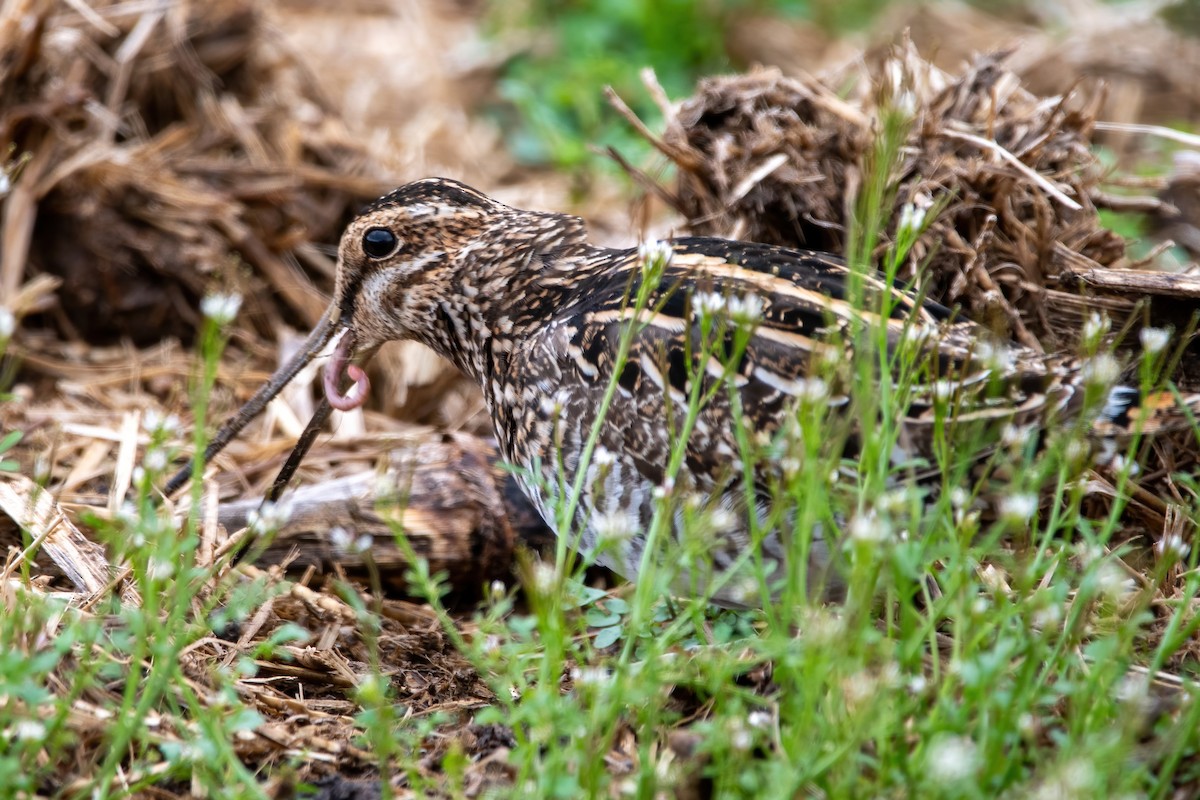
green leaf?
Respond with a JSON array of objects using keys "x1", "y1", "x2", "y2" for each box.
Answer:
[
  {"x1": 585, "y1": 608, "x2": 621, "y2": 628},
  {"x1": 0, "y1": 429, "x2": 21, "y2": 454},
  {"x1": 593, "y1": 624, "x2": 623, "y2": 649}
]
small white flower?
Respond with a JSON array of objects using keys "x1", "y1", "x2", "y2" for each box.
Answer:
[
  {"x1": 727, "y1": 294, "x2": 764, "y2": 325},
  {"x1": 949, "y1": 487, "x2": 970, "y2": 510},
  {"x1": 898, "y1": 200, "x2": 927, "y2": 235},
  {"x1": 489, "y1": 580, "x2": 506, "y2": 603},
  {"x1": 1156, "y1": 533, "x2": 1190, "y2": 561},
  {"x1": 1001, "y1": 423, "x2": 1035, "y2": 450},
  {"x1": 999, "y1": 492, "x2": 1038, "y2": 524},
  {"x1": 149, "y1": 558, "x2": 175, "y2": 580},
  {"x1": 975, "y1": 340, "x2": 1014, "y2": 372},
  {"x1": 1059, "y1": 758, "x2": 1098, "y2": 795},
  {"x1": 1109, "y1": 453, "x2": 1140, "y2": 476},
  {"x1": 693, "y1": 291, "x2": 726, "y2": 317},
  {"x1": 531, "y1": 561, "x2": 558, "y2": 596},
  {"x1": 801, "y1": 608, "x2": 843, "y2": 647},
  {"x1": 142, "y1": 408, "x2": 161, "y2": 432},
  {"x1": 14, "y1": 719, "x2": 46, "y2": 742},
  {"x1": 200, "y1": 293, "x2": 242, "y2": 325},
  {"x1": 1095, "y1": 561, "x2": 1136, "y2": 601},
  {"x1": 248, "y1": 500, "x2": 294, "y2": 535},
  {"x1": 747, "y1": 710, "x2": 772, "y2": 729},
  {"x1": 842, "y1": 670, "x2": 877, "y2": 710},
  {"x1": 131, "y1": 466, "x2": 146, "y2": 485},
  {"x1": 637, "y1": 240, "x2": 674, "y2": 271},
  {"x1": 878, "y1": 489, "x2": 910, "y2": 515},
  {"x1": 592, "y1": 509, "x2": 637, "y2": 545},
  {"x1": 115, "y1": 501, "x2": 139, "y2": 527},
  {"x1": 1074, "y1": 542, "x2": 1104, "y2": 568},
  {"x1": 158, "y1": 414, "x2": 182, "y2": 436},
  {"x1": 1063, "y1": 438, "x2": 1090, "y2": 465},
  {"x1": 849, "y1": 511, "x2": 890, "y2": 543},
  {"x1": 592, "y1": 447, "x2": 616, "y2": 467},
  {"x1": 1082, "y1": 312, "x2": 1110, "y2": 345},
  {"x1": 780, "y1": 457, "x2": 801, "y2": 476},
  {"x1": 1080, "y1": 354, "x2": 1121, "y2": 389},
  {"x1": 903, "y1": 323, "x2": 933, "y2": 347},
  {"x1": 708, "y1": 505, "x2": 737, "y2": 531},
  {"x1": 142, "y1": 448, "x2": 168, "y2": 473},
  {"x1": 979, "y1": 564, "x2": 1010, "y2": 594},
  {"x1": 539, "y1": 395, "x2": 561, "y2": 416},
  {"x1": 372, "y1": 471, "x2": 401, "y2": 502},
  {"x1": 932, "y1": 380, "x2": 955, "y2": 402},
  {"x1": 798, "y1": 377, "x2": 829, "y2": 403},
  {"x1": 819, "y1": 344, "x2": 843, "y2": 370},
  {"x1": 0, "y1": 307, "x2": 15, "y2": 339},
  {"x1": 1139, "y1": 327, "x2": 1170, "y2": 356},
  {"x1": 1115, "y1": 673, "x2": 1150, "y2": 706},
  {"x1": 0, "y1": 171, "x2": 11, "y2": 197},
  {"x1": 908, "y1": 674, "x2": 928, "y2": 694},
  {"x1": 141, "y1": 409, "x2": 164, "y2": 435},
  {"x1": 925, "y1": 735, "x2": 979, "y2": 783},
  {"x1": 729, "y1": 720, "x2": 753, "y2": 751},
  {"x1": 571, "y1": 666, "x2": 610, "y2": 687},
  {"x1": 1033, "y1": 603, "x2": 1063, "y2": 631},
  {"x1": 329, "y1": 526, "x2": 353, "y2": 551},
  {"x1": 330, "y1": 527, "x2": 372, "y2": 555}
]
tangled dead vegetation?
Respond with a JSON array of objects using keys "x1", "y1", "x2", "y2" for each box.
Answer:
[
  {"x1": 1, "y1": 0, "x2": 402, "y2": 347},
  {"x1": 613, "y1": 41, "x2": 1200, "y2": 376}
]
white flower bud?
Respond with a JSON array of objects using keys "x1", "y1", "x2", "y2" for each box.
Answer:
[
  {"x1": 727, "y1": 294, "x2": 764, "y2": 325},
  {"x1": 1139, "y1": 327, "x2": 1170, "y2": 355},
  {"x1": 693, "y1": 291, "x2": 726, "y2": 317},
  {"x1": 999, "y1": 493, "x2": 1038, "y2": 524},
  {"x1": 200, "y1": 293, "x2": 242, "y2": 325}
]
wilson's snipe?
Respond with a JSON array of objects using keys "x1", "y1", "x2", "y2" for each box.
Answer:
[{"x1": 171, "y1": 178, "x2": 1142, "y2": 605}]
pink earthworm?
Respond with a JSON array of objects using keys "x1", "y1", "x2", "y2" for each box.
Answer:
[{"x1": 324, "y1": 329, "x2": 370, "y2": 410}]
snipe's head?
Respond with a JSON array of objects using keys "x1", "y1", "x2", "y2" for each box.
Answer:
[
  {"x1": 324, "y1": 178, "x2": 514, "y2": 410},
  {"x1": 164, "y1": 177, "x2": 581, "y2": 495},
  {"x1": 324, "y1": 177, "x2": 587, "y2": 410}
]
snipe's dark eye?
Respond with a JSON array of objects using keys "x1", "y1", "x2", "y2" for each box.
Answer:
[{"x1": 362, "y1": 227, "x2": 399, "y2": 259}]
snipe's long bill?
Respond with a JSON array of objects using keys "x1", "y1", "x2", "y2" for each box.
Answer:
[{"x1": 168, "y1": 178, "x2": 1145, "y2": 606}]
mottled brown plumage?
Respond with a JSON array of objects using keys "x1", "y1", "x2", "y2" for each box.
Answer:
[{"x1": 172, "y1": 178, "x2": 1135, "y2": 605}]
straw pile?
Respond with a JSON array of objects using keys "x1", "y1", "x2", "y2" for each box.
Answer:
[
  {"x1": 616, "y1": 42, "x2": 1148, "y2": 354},
  {"x1": 1, "y1": 0, "x2": 400, "y2": 348}
]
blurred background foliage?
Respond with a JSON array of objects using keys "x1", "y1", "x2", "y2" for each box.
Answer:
[
  {"x1": 485, "y1": 0, "x2": 1200, "y2": 175},
  {"x1": 485, "y1": 0, "x2": 892, "y2": 173},
  {"x1": 484, "y1": 0, "x2": 1200, "y2": 252}
]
